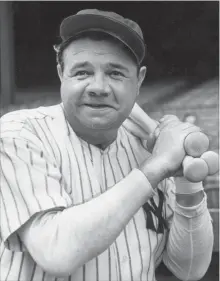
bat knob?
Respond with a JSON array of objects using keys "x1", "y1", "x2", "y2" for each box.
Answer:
[
  {"x1": 183, "y1": 156, "x2": 209, "y2": 182},
  {"x1": 201, "y1": 151, "x2": 219, "y2": 175},
  {"x1": 184, "y1": 132, "x2": 209, "y2": 157}
]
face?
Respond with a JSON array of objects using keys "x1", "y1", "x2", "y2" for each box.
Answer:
[{"x1": 58, "y1": 37, "x2": 146, "y2": 137}]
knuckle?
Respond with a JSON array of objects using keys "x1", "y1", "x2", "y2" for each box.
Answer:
[{"x1": 160, "y1": 115, "x2": 179, "y2": 122}]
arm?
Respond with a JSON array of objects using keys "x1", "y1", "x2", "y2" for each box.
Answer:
[
  {"x1": 162, "y1": 178, "x2": 213, "y2": 281},
  {"x1": 18, "y1": 156, "x2": 165, "y2": 277}
]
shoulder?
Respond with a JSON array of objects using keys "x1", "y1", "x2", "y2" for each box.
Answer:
[{"x1": 0, "y1": 103, "x2": 64, "y2": 139}]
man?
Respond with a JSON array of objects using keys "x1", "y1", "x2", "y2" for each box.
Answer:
[{"x1": 0, "y1": 9, "x2": 213, "y2": 281}]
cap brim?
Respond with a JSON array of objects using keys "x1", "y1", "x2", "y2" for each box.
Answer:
[{"x1": 60, "y1": 14, "x2": 145, "y2": 63}]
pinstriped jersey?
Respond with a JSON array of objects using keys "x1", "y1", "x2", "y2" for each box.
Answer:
[{"x1": 0, "y1": 103, "x2": 175, "y2": 281}]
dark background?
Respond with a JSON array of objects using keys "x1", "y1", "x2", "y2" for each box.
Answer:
[{"x1": 13, "y1": 1, "x2": 219, "y2": 88}]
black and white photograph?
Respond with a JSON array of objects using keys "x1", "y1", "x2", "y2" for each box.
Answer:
[{"x1": 0, "y1": 1, "x2": 219, "y2": 281}]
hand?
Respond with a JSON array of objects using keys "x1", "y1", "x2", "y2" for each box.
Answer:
[{"x1": 150, "y1": 115, "x2": 201, "y2": 178}]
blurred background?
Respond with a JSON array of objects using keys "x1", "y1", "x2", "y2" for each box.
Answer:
[{"x1": 0, "y1": 1, "x2": 219, "y2": 280}]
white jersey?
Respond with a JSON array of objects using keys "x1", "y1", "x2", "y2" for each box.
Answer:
[{"x1": 0, "y1": 103, "x2": 178, "y2": 281}]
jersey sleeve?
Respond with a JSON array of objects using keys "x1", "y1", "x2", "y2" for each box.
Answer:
[{"x1": 0, "y1": 135, "x2": 71, "y2": 252}]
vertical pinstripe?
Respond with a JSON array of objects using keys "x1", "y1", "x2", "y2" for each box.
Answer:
[
  {"x1": 4, "y1": 253, "x2": 14, "y2": 281},
  {"x1": 34, "y1": 118, "x2": 57, "y2": 161},
  {"x1": 125, "y1": 133, "x2": 152, "y2": 281},
  {"x1": 16, "y1": 234, "x2": 22, "y2": 252},
  {"x1": 41, "y1": 118, "x2": 65, "y2": 201},
  {"x1": 88, "y1": 144, "x2": 93, "y2": 163},
  {"x1": 69, "y1": 134, "x2": 88, "y2": 281},
  {"x1": 10, "y1": 140, "x2": 32, "y2": 215},
  {"x1": 103, "y1": 152, "x2": 122, "y2": 281},
  {"x1": 102, "y1": 154, "x2": 116, "y2": 281},
  {"x1": 0, "y1": 248, "x2": 5, "y2": 262},
  {"x1": 68, "y1": 135, "x2": 84, "y2": 203},
  {"x1": 26, "y1": 160, "x2": 42, "y2": 210},
  {"x1": 81, "y1": 142, "x2": 101, "y2": 281},
  {"x1": 108, "y1": 248, "x2": 112, "y2": 281},
  {"x1": 81, "y1": 143, "x2": 94, "y2": 197},
  {"x1": 17, "y1": 253, "x2": 25, "y2": 280},
  {"x1": 44, "y1": 119, "x2": 64, "y2": 193},
  {"x1": 146, "y1": 230, "x2": 153, "y2": 281},
  {"x1": 0, "y1": 163, "x2": 22, "y2": 225},
  {"x1": 114, "y1": 143, "x2": 135, "y2": 281},
  {"x1": 107, "y1": 150, "x2": 134, "y2": 281},
  {"x1": 0, "y1": 184, "x2": 12, "y2": 236},
  {"x1": 45, "y1": 162, "x2": 57, "y2": 206},
  {"x1": 116, "y1": 140, "x2": 144, "y2": 281},
  {"x1": 0, "y1": 104, "x2": 173, "y2": 281},
  {"x1": 30, "y1": 263, "x2": 37, "y2": 281},
  {"x1": 44, "y1": 117, "x2": 63, "y2": 167},
  {"x1": 66, "y1": 148, "x2": 73, "y2": 197},
  {"x1": 29, "y1": 119, "x2": 54, "y2": 159}
]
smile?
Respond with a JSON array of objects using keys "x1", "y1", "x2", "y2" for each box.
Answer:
[{"x1": 84, "y1": 104, "x2": 113, "y2": 109}]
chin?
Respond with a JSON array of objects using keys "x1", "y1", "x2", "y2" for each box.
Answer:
[
  {"x1": 83, "y1": 116, "x2": 123, "y2": 131},
  {"x1": 85, "y1": 121, "x2": 119, "y2": 131}
]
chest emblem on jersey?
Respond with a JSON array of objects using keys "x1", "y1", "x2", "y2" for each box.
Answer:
[{"x1": 142, "y1": 189, "x2": 168, "y2": 234}]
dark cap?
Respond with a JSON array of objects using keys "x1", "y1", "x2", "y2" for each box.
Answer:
[{"x1": 60, "y1": 9, "x2": 146, "y2": 64}]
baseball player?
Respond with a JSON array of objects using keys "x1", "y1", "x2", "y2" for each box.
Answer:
[{"x1": 0, "y1": 9, "x2": 213, "y2": 281}]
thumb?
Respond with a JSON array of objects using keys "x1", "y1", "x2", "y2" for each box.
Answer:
[
  {"x1": 147, "y1": 125, "x2": 160, "y2": 153},
  {"x1": 147, "y1": 132, "x2": 157, "y2": 153}
]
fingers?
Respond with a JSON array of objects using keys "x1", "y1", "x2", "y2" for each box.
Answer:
[
  {"x1": 159, "y1": 115, "x2": 179, "y2": 122},
  {"x1": 158, "y1": 115, "x2": 180, "y2": 130},
  {"x1": 158, "y1": 115, "x2": 201, "y2": 135},
  {"x1": 159, "y1": 115, "x2": 180, "y2": 125},
  {"x1": 147, "y1": 121, "x2": 160, "y2": 152},
  {"x1": 147, "y1": 133, "x2": 156, "y2": 153}
]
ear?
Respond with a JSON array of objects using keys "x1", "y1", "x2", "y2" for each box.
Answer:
[
  {"x1": 57, "y1": 64, "x2": 63, "y2": 82},
  {"x1": 137, "y1": 66, "x2": 147, "y2": 89}
]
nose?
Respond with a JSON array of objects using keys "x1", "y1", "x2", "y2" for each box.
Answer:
[{"x1": 87, "y1": 73, "x2": 111, "y2": 97}]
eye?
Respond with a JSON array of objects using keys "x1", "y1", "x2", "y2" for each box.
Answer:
[
  {"x1": 110, "y1": 71, "x2": 124, "y2": 78},
  {"x1": 75, "y1": 70, "x2": 90, "y2": 77}
]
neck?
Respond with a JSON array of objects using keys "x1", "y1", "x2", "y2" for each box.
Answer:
[{"x1": 76, "y1": 128, "x2": 118, "y2": 150}]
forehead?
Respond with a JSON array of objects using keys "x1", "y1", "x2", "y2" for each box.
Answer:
[{"x1": 62, "y1": 38, "x2": 136, "y2": 68}]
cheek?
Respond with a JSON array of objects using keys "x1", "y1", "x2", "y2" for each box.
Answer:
[
  {"x1": 115, "y1": 81, "x2": 138, "y2": 105},
  {"x1": 60, "y1": 79, "x2": 86, "y2": 105}
]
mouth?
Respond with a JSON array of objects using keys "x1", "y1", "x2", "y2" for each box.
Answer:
[{"x1": 83, "y1": 103, "x2": 113, "y2": 109}]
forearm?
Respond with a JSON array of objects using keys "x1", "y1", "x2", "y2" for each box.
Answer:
[
  {"x1": 19, "y1": 159, "x2": 162, "y2": 277},
  {"x1": 52, "y1": 169, "x2": 152, "y2": 273},
  {"x1": 163, "y1": 194, "x2": 213, "y2": 281}
]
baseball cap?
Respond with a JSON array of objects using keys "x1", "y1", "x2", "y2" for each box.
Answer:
[{"x1": 59, "y1": 9, "x2": 146, "y2": 64}]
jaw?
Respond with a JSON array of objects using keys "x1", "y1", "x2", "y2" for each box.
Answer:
[{"x1": 62, "y1": 99, "x2": 135, "y2": 146}]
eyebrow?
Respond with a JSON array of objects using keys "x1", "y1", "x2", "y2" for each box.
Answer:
[
  {"x1": 107, "y1": 63, "x2": 129, "y2": 73},
  {"x1": 69, "y1": 62, "x2": 91, "y2": 73},
  {"x1": 69, "y1": 61, "x2": 130, "y2": 74}
]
